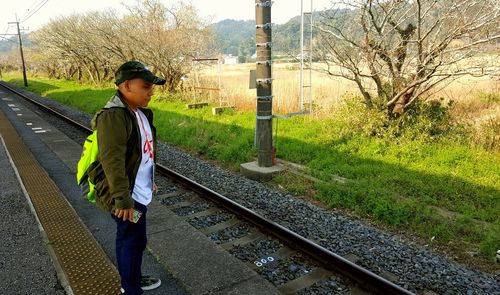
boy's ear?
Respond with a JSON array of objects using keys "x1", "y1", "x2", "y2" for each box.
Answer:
[{"x1": 122, "y1": 80, "x2": 131, "y2": 93}]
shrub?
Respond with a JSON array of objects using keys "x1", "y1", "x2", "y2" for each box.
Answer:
[{"x1": 336, "y1": 96, "x2": 459, "y2": 142}]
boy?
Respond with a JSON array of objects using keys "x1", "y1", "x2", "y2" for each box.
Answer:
[{"x1": 89, "y1": 61, "x2": 165, "y2": 294}]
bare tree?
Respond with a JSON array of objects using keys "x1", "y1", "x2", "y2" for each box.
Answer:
[
  {"x1": 31, "y1": 12, "x2": 122, "y2": 82},
  {"x1": 318, "y1": 0, "x2": 500, "y2": 116},
  {"x1": 0, "y1": 50, "x2": 21, "y2": 76},
  {"x1": 30, "y1": 0, "x2": 214, "y2": 90},
  {"x1": 122, "y1": 0, "x2": 215, "y2": 91}
]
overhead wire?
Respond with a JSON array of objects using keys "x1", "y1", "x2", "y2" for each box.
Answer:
[
  {"x1": 19, "y1": 0, "x2": 40, "y2": 21},
  {"x1": 0, "y1": 35, "x2": 17, "y2": 43},
  {"x1": 0, "y1": 24, "x2": 16, "y2": 43},
  {"x1": 1, "y1": 0, "x2": 47, "y2": 43},
  {"x1": 20, "y1": 0, "x2": 48, "y2": 21},
  {"x1": 1, "y1": 23, "x2": 13, "y2": 37},
  {"x1": 20, "y1": 0, "x2": 49, "y2": 23}
]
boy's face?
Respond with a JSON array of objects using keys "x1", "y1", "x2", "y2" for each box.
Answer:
[{"x1": 121, "y1": 78, "x2": 154, "y2": 110}]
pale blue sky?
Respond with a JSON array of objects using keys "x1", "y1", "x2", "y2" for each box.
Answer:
[{"x1": 1, "y1": 0, "x2": 335, "y2": 34}]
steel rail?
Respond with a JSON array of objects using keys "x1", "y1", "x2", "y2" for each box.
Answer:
[
  {"x1": 0, "y1": 81, "x2": 414, "y2": 295},
  {"x1": 0, "y1": 81, "x2": 88, "y2": 130}
]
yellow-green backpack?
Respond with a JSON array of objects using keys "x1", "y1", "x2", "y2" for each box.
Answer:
[{"x1": 76, "y1": 130, "x2": 99, "y2": 202}]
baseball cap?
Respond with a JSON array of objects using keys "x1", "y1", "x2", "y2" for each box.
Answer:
[{"x1": 114, "y1": 61, "x2": 166, "y2": 85}]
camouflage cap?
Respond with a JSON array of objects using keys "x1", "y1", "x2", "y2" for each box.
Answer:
[{"x1": 114, "y1": 61, "x2": 166, "y2": 86}]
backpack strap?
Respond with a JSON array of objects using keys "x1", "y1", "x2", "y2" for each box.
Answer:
[{"x1": 92, "y1": 107, "x2": 133, "y2": 138}]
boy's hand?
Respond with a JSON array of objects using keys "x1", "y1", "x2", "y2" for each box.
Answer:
[
  {"x1": 114, "y1": 208, "x2": 134, "y2": 222},
  {"x1": 153, "y1": 183, "x2": 158, "y2": 194}
]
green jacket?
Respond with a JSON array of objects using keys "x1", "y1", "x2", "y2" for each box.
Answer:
[{"x1": 88, "y1": 91, "x2": 157, "y2": 212}]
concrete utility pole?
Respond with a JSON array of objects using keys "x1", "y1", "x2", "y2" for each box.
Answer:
[
  {"x1": 255, "y1": 0, "x2": 273, "y2": 167},
  {"x1": 241, "y1": 0, "x2": 283, "y2": 181},
  {"x1": 9, "y1": 21, "x2": 28, "y2": 87}
]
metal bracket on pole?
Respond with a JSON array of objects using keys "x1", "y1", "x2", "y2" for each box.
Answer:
[
  {"x1": 256, "y1": 60, "x2": 272, "y2": 66},
  {"x1": 256, "y1": 78, "x2": 273, "y2": 85},
  {"x1": 256, "y1": 42, "x2": 273, "y2": 48},
  {"x1": 255, "y1": 1, "x2": 273, "y2": 7},
  {"x1": 257, "y1": 95, "x2": 273, "y2": 101},
  {"x1": 255, "y1": 23, "x2": 273, "y2": 30},
  {"x1": 273, "y1": 112, "x2": 311, "y2": 120},
  {"x1": 256, "y1": 115, "x2": 274, "y2": 120}
]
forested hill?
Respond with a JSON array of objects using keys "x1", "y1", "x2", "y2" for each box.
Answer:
[
  {"x1": 0, "y1": 35, "x2": 19, "y2": 52},
  {"x1": 211, "y1": 17, "x2": 303, "y2": 59},
  {"x1": 212, "y1": 19, "x2": 255, "y2": 58},
  {"x1": 0, "y1": 34, "x2": 33, "y2": 52},
  {"x1": 211, "y1": 11, "x2": 328, "y2": 59}
]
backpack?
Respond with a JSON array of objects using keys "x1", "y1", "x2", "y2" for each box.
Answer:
[
  {"x1": 76, "y1": 130, "x2": 99, "y2": 202},
  {"x1": 76, "y1": 107, "x2": 134, "y2": 203}
]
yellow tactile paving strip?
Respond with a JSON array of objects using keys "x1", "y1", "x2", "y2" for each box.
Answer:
[{"x1": 0, "y1": 108, "x2": 121, "y2": 295}]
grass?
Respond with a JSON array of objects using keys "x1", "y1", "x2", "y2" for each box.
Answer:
[
  {"x1": 3, "y1": 72, "x2": 499, "y2": 270},
  {"x1": 16, "y1": 77, "x2": 116, "y2": 114}
]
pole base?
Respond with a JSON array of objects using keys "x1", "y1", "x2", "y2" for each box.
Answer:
[{"x1": 240, "y1": 161, "x2": 285, "y2": 181}]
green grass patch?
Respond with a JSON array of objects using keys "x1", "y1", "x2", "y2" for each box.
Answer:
[
  {"x1": 4, "y1": 74, "x2": 499, "y2": 263},
  {"x1": 3, "y1": 74, "x2": 114, "y2": 114}
]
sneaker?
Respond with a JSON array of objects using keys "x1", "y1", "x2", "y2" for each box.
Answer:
[
  {"x1": 141, "y1": 275, "x2": 161, "y2": 291},
  {"x1": 119, "y1": 276, "x2": 161, "y2": 293}
]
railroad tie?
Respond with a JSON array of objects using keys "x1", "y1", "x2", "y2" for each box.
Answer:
[{"x1": 0, "y1": 108, "x2": 121, "y2": 295}]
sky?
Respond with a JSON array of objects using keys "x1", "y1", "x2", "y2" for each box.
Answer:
[{"x1": 1, "y1": 0, "x2": 335, "y2": 35}]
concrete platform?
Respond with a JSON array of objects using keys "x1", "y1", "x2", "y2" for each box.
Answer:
[
  {"x1": 0, "y1": 131, "x2": 65, "y2": 295},
  {"x1": 240, "y1": 161, "x2": 285, "y2": 181},
  {"x1": 147, "y1": 200, "x2": 281, "y2": 295},
  {"x1": 0, "y1": 103, "x2": 122, "y2": 295}
]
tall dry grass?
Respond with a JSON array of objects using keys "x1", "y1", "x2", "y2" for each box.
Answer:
[
  {"x1": 183, "y1": 62, "x2": 358, "y2": 116},
  {"x1": 183, "y1": 62, "x2": 499, "y2": 146},
  {"x1": 187, "y1": 62, "x2": 497, "y2": 109},
  {"x1": 441, "y1": 77, "x2": 500, "y2": 150}
]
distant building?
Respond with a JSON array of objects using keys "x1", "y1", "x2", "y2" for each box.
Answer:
[{"x1": 223, "y1": 54, "x2": 238, "y2": 64}]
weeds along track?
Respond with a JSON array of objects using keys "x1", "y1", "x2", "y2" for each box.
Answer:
[{"x1": 2, "y1": 81, "x2": 498, "y2": 295}]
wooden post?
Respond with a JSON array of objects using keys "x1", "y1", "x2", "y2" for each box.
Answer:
[{"x1": 9, "y1": 21, "x2": 28, "y2": 87}]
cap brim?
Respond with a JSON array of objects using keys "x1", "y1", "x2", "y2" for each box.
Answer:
[
  {"x1": 115, "y1": 71, "x2": 166, "y2": 86},
  {"x1": 142, "y1": 71, "x2": 166, "y2": 85}
]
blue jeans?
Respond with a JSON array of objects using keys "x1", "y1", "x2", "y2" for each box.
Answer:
[{"x1": 113, "y1": 202, "x2": 147, "y2": 295}]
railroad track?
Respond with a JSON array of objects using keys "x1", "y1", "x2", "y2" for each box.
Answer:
[{"x1": 0, "y1": 81, "x2": 414, "y2": 295}]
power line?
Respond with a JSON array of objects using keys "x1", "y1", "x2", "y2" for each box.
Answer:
[
  {"x1": 20, "y1": 0, "x2": 49, "y2": 23},
  {"x1": 0, "y1": 35, "x2": 17, "y2": 43},
  {"x1": 20, "y1": 0, "x2": 41, "y2": 21},
  {"x1": 20, "y1": 0, "x2": 48, "y2": 22},
  {"x1": 1, "y1": 24, "x2": 12, "y2": 37},
  {"x1": 21, "y1": 0, "x2": 48, "y2": 22},
  {"x1": 0, "y1": 30, "x2": 18, "y2": 43}
]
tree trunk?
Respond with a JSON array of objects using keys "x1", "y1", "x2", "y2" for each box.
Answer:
[
  {"x1": 389, "y1": 87, "x2": 415, "y2": 117},
  {"x1": 354, "y1": 76, "x2": 373, "y2": 108}
]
